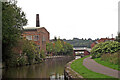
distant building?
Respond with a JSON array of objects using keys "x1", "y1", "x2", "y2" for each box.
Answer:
[
  {"x1": 91, "y1": 38, "x2": 115, "y2": 48},
  {"x1": 22, "y1": 14, "x2": 50, "y2": 52}
]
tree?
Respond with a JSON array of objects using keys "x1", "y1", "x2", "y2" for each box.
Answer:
[
  {"x1": 54, "y1": 40, "x2": 63, "y2": 55},
  {"x1": 22, "y1": 39, "x2": 38, "y2": 64},
  {"x1": 46, "y1": 42, "x2": 54, "y2": 55},
  {"x1": 65, "y1": 43, "x2": 73, "y2": 55},
  {"x1": 2, "y1": 1, "x2": 27, "y2": 64},
  {"x1": 88, "y1": 38, "x2": 92, "y2": 40},
  {"x1": 46, "y1": 39, "x2": 73, "y2": 56}
]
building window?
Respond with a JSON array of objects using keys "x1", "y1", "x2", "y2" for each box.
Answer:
[
  {"x1": 33, "y1": 35, "x2": 39, "y2": 41},
  {"x1": 26, "y1": 35, "x2": 32, "y2": 40},
  {"x1": 42, "y1": 35, "x2": 46, "y2": 41}
]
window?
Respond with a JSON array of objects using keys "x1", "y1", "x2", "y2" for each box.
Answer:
[
  {"x1": 26, "y1": 35, "x2": 32, "y2": 40},
  {"x1": 33, "y1": 35, "x2": 39, "y2": 41},
  {"x1": 42, "y1": 35, "x2": 46, "y2": 41}
]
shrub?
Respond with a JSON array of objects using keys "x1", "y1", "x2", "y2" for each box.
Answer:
[
  {"x1": 40, "y1": 50, "x2": 46, "y2": 59},
  {"x1": 5, "y1": 53, "x2": 18, "y2": 67},
  {"x1": 17, "y1": 55, "x2": 26, "y2": 66},
  {"x1": 101, "y1": 51, "x2": 120, "y2": 65},
  {"x1": 35, "y1": 53, "x2": 42, "y2": 63},
  {"x1": 91, "y1": 41, "x2": 120, "y2": 58},
  {"x1": 26, "y1": 52, "x2": 35, "y2": 64}
]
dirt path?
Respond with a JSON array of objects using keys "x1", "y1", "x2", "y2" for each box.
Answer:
[{"x1": 83, "y1": 57, "x2": 120, "y2": 78}]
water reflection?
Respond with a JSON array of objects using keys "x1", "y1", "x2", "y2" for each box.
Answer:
[
  {"x1": 50, "y1": 73, "x2": 64, "y2": 80},
  {"x1": 2, "y1": 56, "x2": 74, "y2": 79}
]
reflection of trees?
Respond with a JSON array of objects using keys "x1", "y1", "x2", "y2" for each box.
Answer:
[{"x1": 3, "y1": 56, "x2": 74, "y2": 78}]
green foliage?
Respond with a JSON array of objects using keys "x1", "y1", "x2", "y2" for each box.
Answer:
[
  {"x1": 5, "y1": 53, "x2": 18, "y2": 67},
  {"x1": 17, "y1": 55, "x2": 26, "y2": 66},
  {"x1": 2, "y1": 1, "x2": 46, "y2": 67},
  {"x1": 2, "y1": 0, "x2": 27, "y2": 66},
  {"x1": 22, "y1": 39, "x2": 39, "y2": 64},
  {"x1": 54, "y1": 40, "x2": 63, "y2": 54},
  {"x1": 46, "y1": 42, "x2": 54, "y2": 53},
  {"x1": 91, "y1": 41, "x2": 120, "y2": 58},
  {"x1": 64, "y1": 43, "x2": 73, "y2": 55},
  {"x1": 94, "y1": 52, "x2": 120, "y2": 70},
  {"x1": 2, "y1": 1, "x2": 27, "y2": 46},
  {"x1": 35, "y1": 53, "x2": 42, "y2": 63},
  {"x1": 40, "y1": 50, "x2": 46, "y2": 59},
  {"x1": 64, "y1": 38, "x2": 94, "y2": 48},
  {"x1": 101, "y1": 52, "x2": 120, "y2": 65},
  {"x1": 46, "y1": 39, "x2": 73, "y2": 56},
  {"x1": 16, "y1": 38, "x2": 44, "y2": 65}
]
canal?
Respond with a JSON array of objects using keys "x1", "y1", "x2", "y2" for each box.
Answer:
[{"x1": 2, "y1": 56, "x2": 74, "y2": 79}]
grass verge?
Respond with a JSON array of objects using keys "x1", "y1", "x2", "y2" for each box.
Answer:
[
  {"x1": 71, "y1": 56, "x2": 116, "y2": 78},
  {"x1": 94, "y1": 58, "x2": 119, "y2": 71}
]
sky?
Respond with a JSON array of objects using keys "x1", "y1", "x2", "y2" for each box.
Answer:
[{"x1": 17, "y1": 0, "x2": 119, "y2": 40}]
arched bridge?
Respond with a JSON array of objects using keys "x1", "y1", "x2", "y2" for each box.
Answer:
[{"x1": 73, "y1": 47, "x2": 91, "y2": 56}]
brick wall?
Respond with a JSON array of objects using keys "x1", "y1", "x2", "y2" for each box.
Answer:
[{"x1": 22, "y1": 27, "x2": 50, "y2": 52}]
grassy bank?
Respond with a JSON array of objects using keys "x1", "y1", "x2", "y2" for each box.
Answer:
[
  {"x1": 94, "y1": 58, "x2": 119, "y2": 71},
  {"x1": 71, "y1": 56, "x2": 115, "y2": 78}
]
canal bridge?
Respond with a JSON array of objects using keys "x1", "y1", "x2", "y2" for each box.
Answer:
[{"x1": 73, "y1": 47, "x2": 91, "y2": 56}]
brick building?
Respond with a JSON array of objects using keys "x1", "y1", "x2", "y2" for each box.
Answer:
[
  {"x1": 22, "y1": 14, "x2": 50, "y2": 52},
  {"x1": 91, "y1": 38, "x2": 115, "y2": 48}
]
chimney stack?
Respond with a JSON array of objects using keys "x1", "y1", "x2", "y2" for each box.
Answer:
[{"x1": 36, "y1": 14, "x2": 40, "y2": 27}]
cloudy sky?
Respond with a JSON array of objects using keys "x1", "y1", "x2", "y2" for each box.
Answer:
[{"x1": 17, "y1": 0, "x2": 119, "y2": 40}]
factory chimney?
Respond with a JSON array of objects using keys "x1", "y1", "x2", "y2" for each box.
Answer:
[{"x1": 36, "y1": 14, "x2": 40, "y2": 27}]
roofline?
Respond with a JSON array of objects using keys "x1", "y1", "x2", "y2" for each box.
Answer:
[
  {"x1": 23, "y1": 27, "x2": 50, "y2": 33},
  {"x1": 40, "y1": 27, "x2": 50, "y2": 33}
]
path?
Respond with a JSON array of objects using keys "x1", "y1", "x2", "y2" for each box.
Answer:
[{"x1": 83, "y1": 56, "x2": 120, "y2": 78}]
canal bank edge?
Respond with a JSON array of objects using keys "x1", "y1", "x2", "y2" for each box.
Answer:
[
  {"x1": 64, "y1": 58, "x2": 84, "y2": 79},
  {"x1": 1, "y1": 56, "x2": 69, "y2": 69}
]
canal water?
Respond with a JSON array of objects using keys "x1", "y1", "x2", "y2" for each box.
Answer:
[{"x1": 2, "y1": 56, "x2": 74, "y2": 79}]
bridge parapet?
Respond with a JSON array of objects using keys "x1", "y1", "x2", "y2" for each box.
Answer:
[
  {"x1": 73, "y1": 47, "x2": 91, "y2": 52},
  {"x1": 73, "y1": 47, "x2": 91, "y2": 56}
]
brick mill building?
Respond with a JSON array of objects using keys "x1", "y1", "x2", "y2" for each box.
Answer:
[{"x1": 22, "y1": 14, "x2": 50, "y2": 52}]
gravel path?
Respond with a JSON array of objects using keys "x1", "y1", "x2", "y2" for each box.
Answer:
[{"x1": 83, "y1": 57, "x2": 120, "y2": 78}]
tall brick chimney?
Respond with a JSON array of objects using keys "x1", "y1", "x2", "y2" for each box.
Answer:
[{"x1": 36, "y1": 14, "x2": 40, "y2": 27}]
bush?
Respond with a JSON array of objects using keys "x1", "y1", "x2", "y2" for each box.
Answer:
[
  {"x1": 17, "y1": 55, "x2": 26, "y2": 66},
  {"x1": 91, "y1": 41, "x2": 120, "y2": 58},
  {"x1": 101, "y1": 51, "x2": 120, "y2": 65},
  {"x1": 26, "y1": 52, "x2": 34, "y2": 64},
  {"x1": 5, "y1": 53, "x2": 18, "y2": 67},
  {"x1": 40, "y1": 50, "x2": 46, "y2": 59},
  {"x1": 35, "y1": 53, "x2": 42, "y2": 63}
]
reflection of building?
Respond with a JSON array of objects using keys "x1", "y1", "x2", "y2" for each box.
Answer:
[
  {"x1": 91, "y1": 38, "x2": 115, "y2": 48},
  {"x1": 22, "y1": 14, "x2": 50, "y2": 52}
]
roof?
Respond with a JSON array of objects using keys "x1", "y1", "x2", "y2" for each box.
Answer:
[
  {"x1": 23, "y1": 27, "x2": 42, "y2": 30},
  {"x1": 23, "y1": 27, "x2": 49, "y2": 33},
  {"x1": 91, "y1": 38, "x2": 115, "y2": 48},
  {"x1": 97, "y1": 38, "x2": 115, "y2": 43}
]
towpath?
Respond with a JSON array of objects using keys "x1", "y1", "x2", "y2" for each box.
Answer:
[{"x1": 83, "y1": 57, "x2": 120, "y2": 78}]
